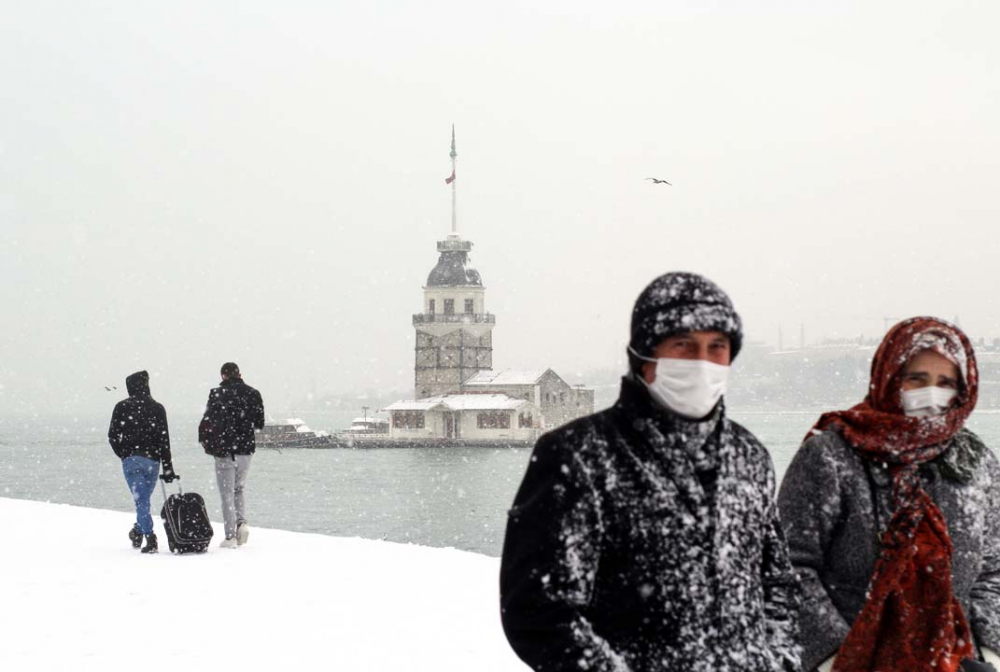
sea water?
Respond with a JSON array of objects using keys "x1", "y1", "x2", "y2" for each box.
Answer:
[{"x1": 3, "y1": 410, "x2": 1000, "y2": 557}]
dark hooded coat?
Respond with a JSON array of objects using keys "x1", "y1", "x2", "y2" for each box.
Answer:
[
  {"x1": 500, "y1": 377, "x2": 802, "y2": 672},
  {"x1": 107, "y1": 371, "x2": 174, "y2": 470},
  {"x1": 199, "y1": 378, "x2": 265, "y2": 457}
]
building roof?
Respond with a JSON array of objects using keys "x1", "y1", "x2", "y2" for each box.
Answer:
[
  {"x1": 383, "y1": 399, "x2": 445, "y2": 412},
  {"x1": 426, "y1": 252, "x2": 483, "y2": 287},
  {"x1": 384, "y1": 394, "x2": 527, "y2": 412},
  {"x1": 426, "y1": 237, "x2": 483, "y2": 287},
  {"x1": 463, "y1": 369, "x2": 550, "y2": 386},
  {"x1": 440, "y1": 394, "x2": 526, "y2": 411}
]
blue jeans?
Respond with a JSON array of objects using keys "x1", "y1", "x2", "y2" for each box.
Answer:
[{"x1": 122, "y1": 456, "x2": 160, "y2": 535}]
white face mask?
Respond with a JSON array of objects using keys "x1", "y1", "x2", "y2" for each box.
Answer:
[
  {"x1": 900, "y1": 386, "x2": 957, "y2": 418},
  {"x1": 634, "y1": 354, "x2": 730, "y2": 419}
]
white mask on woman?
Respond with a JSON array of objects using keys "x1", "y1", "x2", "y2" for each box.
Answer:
[
  {"x1": 900, "y1": 386, "x2": 957, "y2": 418},
  {"x1": 632, "y1": 350, "x2": 730, "y2": 419}
]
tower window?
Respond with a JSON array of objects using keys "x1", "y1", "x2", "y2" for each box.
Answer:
[
  {"x1": 465, "y1": 299, "x2": 474, "y2": 314},
  {"x1": 444, "y1": 299, "x2": 455, "y2": 315},
  {"x1": 429, "y1": 299, "x2": 435, "y2": 315}
]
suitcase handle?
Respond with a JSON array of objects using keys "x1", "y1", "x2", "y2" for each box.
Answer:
[{"x1": 160, "y1": 480, "x2": 184, "y2": 502}]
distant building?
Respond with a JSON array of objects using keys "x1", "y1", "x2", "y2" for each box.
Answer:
[
  {"x1": 384, "y1": 394, "x2": 539, "y2": 441},
  {"x1": 388, "y1": 129, "x2": 594, "y2": 441},
  {"x1": 462, "y1": 368, "x2": 595, "y2": 429},
  {"x1": 397, "y1": 232, "x2": 595, "y2": 440}
]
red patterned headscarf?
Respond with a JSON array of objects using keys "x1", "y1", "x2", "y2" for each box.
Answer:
[{"x1": 810, "y1": 317, "x2": 979, "y2": 672}]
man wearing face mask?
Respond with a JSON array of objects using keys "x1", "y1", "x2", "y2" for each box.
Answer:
[{"x1": 500, "y1": 272, "x2": 802, "y2": 672}]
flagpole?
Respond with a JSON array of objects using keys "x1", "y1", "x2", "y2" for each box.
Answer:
[{"x1": 450, "y1": 124, "x2": 457, "y2": 234}]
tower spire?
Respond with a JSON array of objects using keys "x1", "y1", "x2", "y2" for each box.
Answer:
[{"x1": 450, "y1": 124, "x2": 458, "y2": 234}]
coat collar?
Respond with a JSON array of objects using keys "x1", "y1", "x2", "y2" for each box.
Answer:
[{"x1": 614, "y1": 375, "x2": 729, "y2": 508}]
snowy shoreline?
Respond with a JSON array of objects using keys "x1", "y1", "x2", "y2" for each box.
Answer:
[{"x1": 0, "y1": 497, "x2": 527, "y2": 672}]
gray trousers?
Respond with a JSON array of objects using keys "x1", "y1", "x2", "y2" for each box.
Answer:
[{"x1": 214, "y1": 454, "x2": 252, "y2": 539}]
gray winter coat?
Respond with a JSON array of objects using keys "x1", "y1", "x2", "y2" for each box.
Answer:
[{"x1": 778, "y1": 428, "x2": 1000, "y2": 671}]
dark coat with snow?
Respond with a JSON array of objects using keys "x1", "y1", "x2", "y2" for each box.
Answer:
[
  {"x1": 107, "y1": 371, "x2": 174, "y2": 470},
  {"x1": 778, "y1": 429, "x2": 1000, "y2": 671},
  {"x1": 500, "y1": 377, "x2": 802, "y2": 672},
  {"x1": 199, "y1": 378, "x2": 265, "y2": 457}
]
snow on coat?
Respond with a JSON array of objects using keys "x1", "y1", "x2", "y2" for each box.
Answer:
[
  {"x1": 500, "y1": 377, "x2": 802, "y2": 672},
  {"x1": 778, "y1": 429, "x2": 1000, "y2": 671},
  {"x1": 107, "y1": 370, "x2": 174, "y2": 470},
  {"x1": 199, "y1": 378, "x2": 265, "y2": 457}
]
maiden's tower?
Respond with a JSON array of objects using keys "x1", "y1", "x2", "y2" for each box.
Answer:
[{"x1": 383, "y1": 128, "x2": 594, "y2": 443}]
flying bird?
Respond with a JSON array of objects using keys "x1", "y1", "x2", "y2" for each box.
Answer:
[
  {"x1": 104, "y1": 386, "x2": 117, "y2": 392},
  {"x1": 646, "y1": 178, "x2": 672, "y2": 185}
]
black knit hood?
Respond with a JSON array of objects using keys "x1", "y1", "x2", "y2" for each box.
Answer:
[
  {"x1": 125, "y1": 370, "x2": 151, "y2": 398},
  {"x1": 629, "y1": 272, "x2": 743, "y2": 366}
]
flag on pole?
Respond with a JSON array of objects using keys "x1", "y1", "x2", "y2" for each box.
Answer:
[{"x1": 445, "y1": 169, "x2": 456, "y2": 185}]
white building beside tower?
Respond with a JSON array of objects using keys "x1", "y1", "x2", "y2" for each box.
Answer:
[{"x1": 384, "y1": 129, "x2": 594, "y2": 442}]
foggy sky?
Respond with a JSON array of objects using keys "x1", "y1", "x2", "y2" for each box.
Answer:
[{"x1": 2, "y1": 1, "x2": 998, "y2": 416}]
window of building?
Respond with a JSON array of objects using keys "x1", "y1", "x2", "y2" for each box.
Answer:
[
  {"x1": 428, "y1": 299, "x2": 435, "y2": 315},
  {"x1": 560, "y1": 393, "x2": 566, "y2": 403},
  {"x1": 392, "y1": 411, "x2": 425, "y2": 429},
  {"x1": 518, "y1": 412, "x2": 533, "y2": 428},
  {"x1": 444, "y1": 299, "x2": 455, "y2": 315},
  {"x1": 464, "y1": 299, "x2": 474, "y2": 314},
  {"x1": 477, "y1": 411, "x2": 511, "y2": 429}
]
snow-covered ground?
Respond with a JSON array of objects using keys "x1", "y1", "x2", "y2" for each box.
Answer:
[{"x1": 0, "y1": 497, "x2": 527, "y2": 672}]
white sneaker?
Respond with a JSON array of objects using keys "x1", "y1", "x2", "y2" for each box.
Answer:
[
  {"x1": 220, "y1": 537, "x2": 239, "y2": 549},
  {"x1": 237, "y1": 523, "x2": 250, "y2": 547}
]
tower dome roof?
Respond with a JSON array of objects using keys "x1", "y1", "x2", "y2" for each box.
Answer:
[{"x1": 426, "y1": 236, "x2": 483, "y2": 287}]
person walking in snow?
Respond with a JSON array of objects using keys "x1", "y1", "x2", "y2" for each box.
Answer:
[
  {"x1": 778, "y1": 318, "x2": 1000, "y2": 672},
  {"x1": 500, "y1": 272, "x2": 802, "y2": 672},
  {"x1": 108, "y1": 370, "x2": 178, "y2": 554},
  {"x1": 199, "y1": 362, "x2": 264, "y2": 550}
]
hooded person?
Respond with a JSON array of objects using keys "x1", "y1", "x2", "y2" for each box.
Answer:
[
  {"x1": 108, "y1": 370, "x2": 177, "y2": 553},
  {"x1": 499, "y1": 272, "x2": 802, "y2": 672},
  {"x1": 778, "y1": 317, "x2": 1000, "y2": 672}
]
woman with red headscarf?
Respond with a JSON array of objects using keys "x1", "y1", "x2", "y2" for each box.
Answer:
[{"x1": 778, "y1": 317, "x2": 1000, "y2": 672}]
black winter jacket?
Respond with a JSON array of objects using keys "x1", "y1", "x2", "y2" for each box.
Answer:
[
  {"x1": 500, "y1": 377, "x2": 802, "y2": 672},
  {"x1": 107, "y1": 371, "x2": 174, "y2": 470},
  {"x1": 199, "y1": 378, "x2": 265, "y2": 457}
]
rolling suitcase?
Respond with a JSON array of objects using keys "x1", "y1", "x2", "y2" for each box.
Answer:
[{"x1": 160, "y1": 482, "x2": 214, "y2": 554}]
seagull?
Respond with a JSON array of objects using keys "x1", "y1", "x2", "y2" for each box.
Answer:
[
  {"x1": 104, "y1": 386, "x2": 117, "y2": 391},
  {"x1": 646, "y1": 177, "x2": 672, "y2": 185}
]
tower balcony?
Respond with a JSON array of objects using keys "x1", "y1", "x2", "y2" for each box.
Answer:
[
  {"x1": 413, "y1": 313, "x2": 495, "y2": 326},
  {"x1": 437, "y1": 237, "x2": 472, "y2": 253}
]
